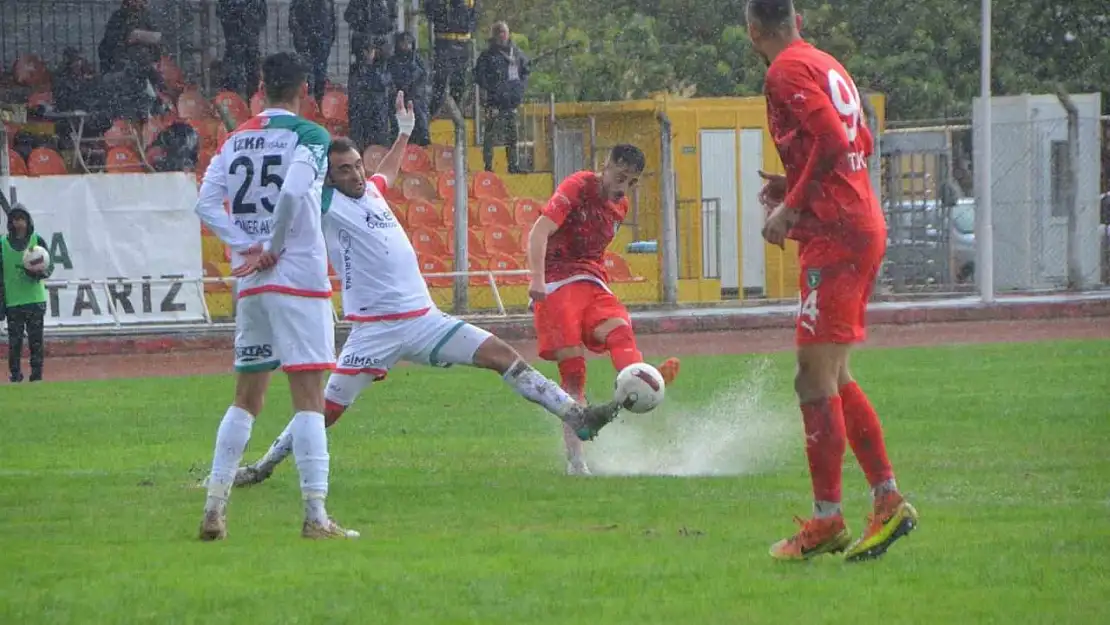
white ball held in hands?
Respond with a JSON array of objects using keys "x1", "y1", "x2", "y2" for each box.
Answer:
[
  {"x1": 22, "y1": 245, "x2": 49, "y2": 273},
  {"x1": 395, "y1": 90, "x2": 416, "y2": 137}
]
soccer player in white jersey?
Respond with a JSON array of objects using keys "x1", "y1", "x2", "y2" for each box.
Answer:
[
  {"x1": 231, "y1": 92, "x2": 625, "y2": 487},
  {"x1": 192, "y1": 52, "x2": 356, "y2": 541}
]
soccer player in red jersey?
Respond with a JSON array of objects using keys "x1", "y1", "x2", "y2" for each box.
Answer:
[
  {"x1": 746, "y1": 0, "x2": 918, "y2": 561},
  {"x1": 526, "y1": 144, "x2": 680, "y2": 476}
]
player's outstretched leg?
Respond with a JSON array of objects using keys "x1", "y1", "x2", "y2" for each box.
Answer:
[
  {"x1": 233, "y1": 374, "x2": 367, "y2": 488},
  {"x1": 769, "y1": 344, "x2": 852, "y2": 560},
  {"x1": 595, "y1": 319, "x2": 681, "y2": 387},
  {"x1": 199, "y1": 372, "x2": 270, "y2": 541},
  {"x1": 839, "y1": 366, "x2": 918, "y2": 561},
  {"x1": 554, "y1": 350, "x2": 590, "y2": 475}
]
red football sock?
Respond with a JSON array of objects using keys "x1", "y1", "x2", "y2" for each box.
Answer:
[
  {"x1": 839, "y1": 381, "x2": 895, "y2": 487},
  {"x1": 324, "y1": 400, "x2": 347, "y2": 428},
  {"x1": 557, "y1": 357, "x2": 587, "y2": 401},
  {"x1": 800, "y1": 396, "x2": 848, "y2": 505},
  {"x1": 604, "y1": 325, "x2": 643, "y2": 372}
]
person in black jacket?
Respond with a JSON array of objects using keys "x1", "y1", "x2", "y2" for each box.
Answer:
[
  {"x1": 424, "y1": 0, "x2": 480, "y2": 117},
  {"x1": 1, "y1": 205, "x2": 54, "y2": 383},
  {"x1": 344, "y1": 0, "x2": 397, "y2": 62},
  {"x1": 474, "y1": 21, "x2": 528, "y2": 173},
  {"x1": 217, "y1": 0, "x2": 268, "y2": 99},
  {"x1": 388, "y1": 31, "x2": 430, "y2": 146},
  {"x1": 348, "y1": 38, "x2": 394, "y2": 150},
  {"x1": 290, "y1": 0, "x2": 337, "y2": 105}
]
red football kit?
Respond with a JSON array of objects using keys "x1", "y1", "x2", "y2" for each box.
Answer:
[
  {"x1": 764, "y1": 39, "x2": 887, "y2": 346},
  {"x1": 532, "y1": 170, "x2": 632, "y2": 361}
]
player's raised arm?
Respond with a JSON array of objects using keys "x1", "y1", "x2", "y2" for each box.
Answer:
[
  {"x1": 269, "y1": 127, "x2": 329, "y2": 256},
  {"x1": 193, "y1": 150, "x2": 257, "y2": 253},
  {"x1": 373, "y1": 91, "x2": 416, "y2": 188},
  {"x1": 526, "y1": 176, "x2": 580, "y2": 301},
  {"x1": 766, "y1": 60, "x2": 855, "y2": 218}
]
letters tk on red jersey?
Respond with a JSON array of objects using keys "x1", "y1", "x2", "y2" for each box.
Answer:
[
  {"x1": 541, "y1": 170, "x2": 628, "y2": 283},
  {"x1": 763, "y1": 40, "x2": 886, "y2": 238}
]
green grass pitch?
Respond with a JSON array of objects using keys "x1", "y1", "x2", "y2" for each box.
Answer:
[{"x1": 1, "y1": 339, "x2": 1108, "y2": 624}]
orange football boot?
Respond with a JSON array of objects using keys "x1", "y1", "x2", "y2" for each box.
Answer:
[
  {"x1": 769, "y1": 514, "x2": 852, "y2": 561},
  {"x1": 657, "y1": 357, "x2": 680, "y2": 386}
]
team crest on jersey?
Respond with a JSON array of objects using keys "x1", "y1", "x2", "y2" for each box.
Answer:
[
  {"x1": 308, "y1": 144, "x2": 327, "y2": 170},
  {"x1": 337, "y1": 228, "x2": 352, "y2": 250},
  {"x1": 806, "y1": 268, "x2": 822, "y2": 289}
]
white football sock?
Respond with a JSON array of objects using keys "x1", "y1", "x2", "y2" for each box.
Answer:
[
  {"x1": 872, "y1": 478, "x2": 898, "y2": 498},
  {"x1": 563, "y1": 423, "x2": 586, "y2": 463},
  {"x1": 254, "y1": 420, "x2": 295, "y2": 473},
  {"x1": 813, "y1": 500, "x2": 842, "y2": 519},
  {"x1": 291, "y1": 410, "x2": 330, "y2": 524},
  {"x1": 205, "y1": 405, "x2": 254, "y2": 512},
  {"x1": 503, "y1": 359, "x2": 579, "y2": 419}
]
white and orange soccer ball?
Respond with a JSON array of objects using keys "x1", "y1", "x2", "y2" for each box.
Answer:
[
  {"x1": 22, "y1": 245, "x2": 49, "y2": 272},
  {"x1": 613, "y1": 363, "x2": 666, "y2": 414}
]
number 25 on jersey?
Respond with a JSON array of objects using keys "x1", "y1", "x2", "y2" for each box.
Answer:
[{"x1": 229, "y1": 154, "x2": 285, "y2": 214}]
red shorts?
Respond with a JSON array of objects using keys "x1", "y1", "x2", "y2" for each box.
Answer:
[
  {"x1": 533, "y1": 279, "x2": 631, "y2": 361},
  {"x1": 795, "y1": 231, "x2": 886, "y2": 346}
]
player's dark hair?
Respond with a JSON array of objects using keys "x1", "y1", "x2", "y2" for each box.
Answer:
[
  {"x1": 609, "y1": 144, "x2": 646, "y2": 173},
  {"x1": 747, "y1": 0, "x2": 795, "y2": 30},
  {"x1": 262, "y1": 52, "x2": 308, "y2": 103},
  {"x1": 328, "y1": 136, "x2": 360, "y2": 156}
]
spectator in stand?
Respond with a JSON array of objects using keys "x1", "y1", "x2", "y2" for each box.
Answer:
[
  {"x1": 348, "y1": 38, "x2": 394, "y2": 150},
  {"x1": 474, "y1": 20, "x2": 528, "y2": 173},
  {"x1": 0, "y1": 204, "x2": 54, "y2": 383},
  {"x1": 345, "y1": 0, "x2": 397, "y2": 62},
  {"x1": 290, "y1": 0, "x2": 337, "y2": 105},
  {"x1": 97, "y1": 0, "x2": 165, "y2": 120},
  {"x1": 425, "y1": 0, "x2": 479, "y2": 118},
  {"x1": 388, "y1": 31, "x2": 430, "y2": 146},
  {"x1": 217, "y1": 0, "x2": 268, "y2": 100}
]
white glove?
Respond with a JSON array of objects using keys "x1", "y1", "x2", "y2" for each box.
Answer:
[{"x1": 395, "y1": 90, "x2": 416, "y2": 137}]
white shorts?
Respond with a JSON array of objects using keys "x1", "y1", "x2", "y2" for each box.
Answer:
[
  {"x1": 335, "y1": 309, "x2": 492, "y2": 379},
  {"x1": 234, "y1": 292, "x2": 336, "y2": 373}
]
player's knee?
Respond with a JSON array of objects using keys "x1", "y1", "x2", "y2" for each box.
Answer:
[
  {"x1": 287, "y1": 370, "x2": 328, "y2": 413},
  {"x1": 471, "y1": 336, "x2": 520, "y2": 374},
  {"x1": 795, "y1": 348, "x2": 841, "y2": 402},
  {"x1": 593, "y1": 317, "x2": 630, "y2": 344},
  {"x1": 234, "y1": 371, "x2": 270, "y2": 416}
]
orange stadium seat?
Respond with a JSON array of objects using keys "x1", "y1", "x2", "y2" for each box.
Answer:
[
  {"x1": 25, "y1": 147, "x2": 67, "y2": 176},
  {"x1": 466, "y1": 255, "x2": 489, "y2": 286},
  {"x1": 13, "y1": 55, "x2": 50, "y2": 88},
  {"x1": 401, "y1": 173, "x2": 438, "y2": 202},
  {"x1": 447, "y1": 228, "x2": 488, "y2": 258},
  {"x1": 483, "y1": 225, "x2": 522, "y2": 256},
  {"x1": 472, "y1": 197, "x2": 514, "y2": 227},
  {"x1": 213, "y1": 91, "x2": 251, "y2": 126},
  {"x1": 436, "y1": 170, "x2": 463, "y2": 200},
  {"x1": 103, "y1": 119, "x2": 136, "y2": 148},
  {"x1": 488, "y1": 253, "x2": 529, "y2": 285},
  {"x1": 321, "y1": 91, "x2": 348, "y2": 122},
  {"x1": 405, "y1": 200, "x2": 444, "y2": 228},
  {"x1": 177, "y1": 89, "x2": 213, "y2": 120},
  {"x1": 418, "y1": 255, "x2": 452, "y2": 288},
  {"x1": 430, "y1": 144, "x2": 454, "y2": 171},
  {"x1": 410, "y1": 227, "x2": 449, "y2": 256},
  {"x1": 513, "y1": 197, "x2": 543, "y2": 227},
  {"x1": 400, "y1": 144, "x2": 432, "y2": 174},
  {"x1": 105, "y1": 146, "x2": 144, "y2": 173},
  {"x1": 472, "y1": 170, "x2": 509, "y2": 200},
  {"x1": 603, "y1": 252, "x2": 644, "y2": 282},
  {"x1": 363, "y1": 145, "x2": 388, "y2": 172},
  {"x1": 7, "y1": 149, "x2": 28, "y2": 176}
]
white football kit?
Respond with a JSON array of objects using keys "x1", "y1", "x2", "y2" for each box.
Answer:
[
  {"x1": 194, "y1": 109, "x2": 336, "y2": 372},
  {"x1": 321, "y1": 175, "x2": 491, "y2": 386}
]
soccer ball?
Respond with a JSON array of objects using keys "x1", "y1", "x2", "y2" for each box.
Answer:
[
  {"x1": 613, "y1": 363, "x2": 666, "y2": 414},
  {"x1": 22, "y1": 245, "x2": 49, "y2": 272}
]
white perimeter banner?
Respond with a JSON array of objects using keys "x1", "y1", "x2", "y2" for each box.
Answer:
[{"x1": 8, "y1": 173, "x2": 205, "y2": 326}]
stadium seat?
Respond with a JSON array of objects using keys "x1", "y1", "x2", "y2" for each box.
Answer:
[
  {"x1": 603, "y1": 251, "x2": 644, "y2": 282},
  {"x1": 437, "y1": 170, "x2": 469, "y2": 200},
  {"x1": 488, "y1": 253, "x2": 529, "y2": 285},
  {"x1": 7, "y1": 149, "x2": 28, "y2": 176},
  {"x1": 177, "y1": 89, "x2": 213, "y2": 120},
  {"x1": 13, "y1": 55, "x2": 50, "y2": 88},
  {"x1": 400, "y1": 144, "x2": 433, "y2": 174},
  {"x1": 25, "y1": 147, "x2": 67, "y2": 176},
  {"x1": 446, "y1": 228, "x2": 488, "y2": 258},
  {"x1": 406, "y1": 200, "x2": 445, "y2": 228},
  {"x1": 401, "y1": 173, "x2": 438, "y2": 202},
  {"x1": 472, "y1": 197, "x2": 514, "y2": 227},
  {"x1": 363, "y1": 145, "x2": 389, "y2": 172},
  {"x1": 249, "y1": 91, "x2": 265, "y2": 115},
  {"x1": 26, "y1": 91, "x2": 53, "y2": 109},
  {"x1": 103, "y1": 119, "x2": 136, "y2": 148},
  {"x1": 157, "y1": 56, "x2": 186, "y2": 95},
  {"x1": 418, "y1": 254, "x2": 452, "y2": 288},
  {"x1": 410, "y1": 227, "x2": 449, "y2": 256},
  {"x1": 512, "y1": 197, "x2": 543, "y2": 227},
  {"x1": 106, "y1": 146, "x2": 144, "y2": 173},
  {"x1": 391, "y1": 203, "x2": 409, "y2": 229},
  {"x1": 472, "y1": 170, "x2": 509, "y2": 200},
  {"x1": 430, "y1": 144, "x2": 454, "y2": 171},
  {"x1": 467, "y1": 255, "x2": 488, "y2": 286},
  {"x1": 321, "y1": 91, "x2": 348, "y2": 122},
  {"x1": 212, "y1": 91, "x2": 251, "y2": 126},
  {"x1": 483, "y1": 225, "x2": 522, "y2": 256}
]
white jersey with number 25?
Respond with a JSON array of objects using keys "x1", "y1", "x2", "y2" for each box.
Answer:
[{"x1": 195, "y1": 108, "x2": 333, "y2": 299}]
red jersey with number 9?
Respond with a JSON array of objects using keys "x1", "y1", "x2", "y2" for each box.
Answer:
[{"x1": 763, "y1": 40, "x2": 885, "y2": 239}]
